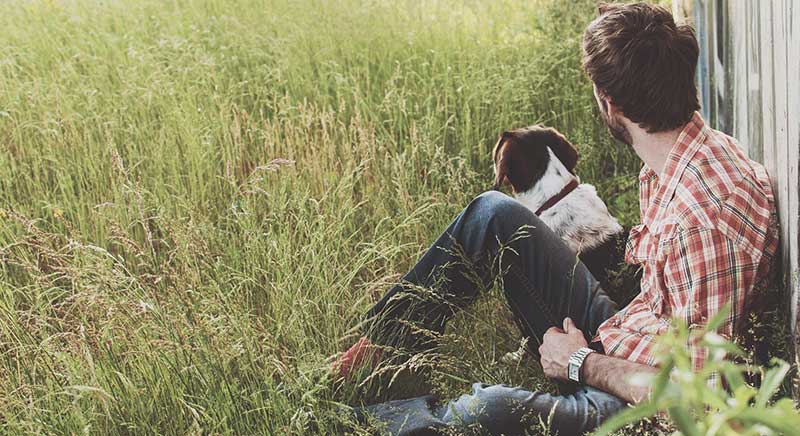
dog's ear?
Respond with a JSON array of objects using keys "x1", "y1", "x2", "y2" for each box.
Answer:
[
  {"x1": 492, "y1": 132, "x2": 512, "y2": 190},
  {"x1": 546, "y1": 128, "x2": 579, "y2": 173},
  {"x1": 493, "y1": 131, "x2": 543, "y2": 193}
]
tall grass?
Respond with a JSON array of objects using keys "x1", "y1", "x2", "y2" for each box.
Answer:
[{"x1": 0, "y1": 0, "x2": 642, "y2": 434}]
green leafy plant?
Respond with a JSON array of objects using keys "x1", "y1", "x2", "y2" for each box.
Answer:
[{"x1": 596, "y1": 306, "x2": 800, "y2": 436}]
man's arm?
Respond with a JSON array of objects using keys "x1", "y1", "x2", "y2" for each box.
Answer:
[
  {"x1": 581, "y1": 352, "x2": 657, "y2": 404},
  {"x1": 538, "y1": 318, "x2": 657, "y2": 405}
]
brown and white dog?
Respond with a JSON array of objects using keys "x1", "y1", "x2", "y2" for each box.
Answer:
[{"x1": 491, "y1": 125, "x2": 632, "y2": 292}]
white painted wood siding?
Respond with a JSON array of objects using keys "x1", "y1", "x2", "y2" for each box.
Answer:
[{"x1": 688, "y1": 0, "x2": 800, "y2": 361}]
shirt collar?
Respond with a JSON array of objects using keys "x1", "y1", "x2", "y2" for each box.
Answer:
[{"x1": 641, "y1": 112, "x2": 708, "y2": 224}]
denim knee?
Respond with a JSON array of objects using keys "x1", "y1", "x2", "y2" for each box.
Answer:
[
  {"x1": 440, "y1": 383, "x2": 626, "y2": 435},
  {"x1": 439, "y1": 383, "x2": 540, "y2": 433},
  {"x1": 468, "y1": 191, "x2": 540, "y2": 237},
  {"x1": 472, "y1": 190, "x2": 519, "y2": 213}
]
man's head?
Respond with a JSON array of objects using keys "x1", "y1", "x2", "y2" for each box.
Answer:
[{"x1": 582, "y1": 2, "x2": 700, "y2": 143}]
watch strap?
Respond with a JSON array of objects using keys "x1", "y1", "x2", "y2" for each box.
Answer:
[{"x1": 568, "y1": 347, "x2": 596, "y2": 383}]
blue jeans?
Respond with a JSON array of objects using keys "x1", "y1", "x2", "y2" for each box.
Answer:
[{"x1": 356, "y1": 191, "x2": 626, "y2": 435}]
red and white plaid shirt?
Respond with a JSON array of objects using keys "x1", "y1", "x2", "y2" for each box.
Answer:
[{"x1": 595, "y1": 112, "x2": 778, "y2": 372}]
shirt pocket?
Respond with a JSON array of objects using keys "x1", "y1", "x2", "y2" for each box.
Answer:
[
  {"x1": 640, "y1": 223, "x2": 677, "y2": 316},
  {"x1": 625, "y1": 224, "x2": 651, "y2": 264},
  {"x1": 650, "y1": 223, "x2": 679, "y2": 317},
  {"x1": 654, "y1": 222, "x2": 677, "y2": 261}
]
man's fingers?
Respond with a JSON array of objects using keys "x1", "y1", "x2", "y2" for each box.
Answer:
[
  {"x1": 564, "y1": 317, "x2": 579, "y2": 332},
  {"x1": 545, "y1": 326, "x2": 564, "y2": 336}
]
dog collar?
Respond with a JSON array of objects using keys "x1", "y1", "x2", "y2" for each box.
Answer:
[{"x1": 535, "y1": 178, "x2": 580, "y2": 216}]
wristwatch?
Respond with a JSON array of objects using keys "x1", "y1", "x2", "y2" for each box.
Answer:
[{"x1": 567, "y1": 347, "x2": 596, "y2": 383}]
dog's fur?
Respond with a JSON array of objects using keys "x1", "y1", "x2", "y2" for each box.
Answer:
[{"x1": 492, "y1": 125, "x2": 638, "y2": 299}]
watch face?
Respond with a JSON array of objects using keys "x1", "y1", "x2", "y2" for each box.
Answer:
[{"x1": 568, "y1": 364, "x2": 579, "y2": 381}]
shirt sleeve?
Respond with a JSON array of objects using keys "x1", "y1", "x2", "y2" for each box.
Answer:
[{"x1": 661, "y1": 226, "x2": 757, "y2": 372}]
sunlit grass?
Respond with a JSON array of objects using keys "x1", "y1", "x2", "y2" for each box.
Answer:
[{"x1": 0, "y1": 0, "x2": 641, "y2": 434}]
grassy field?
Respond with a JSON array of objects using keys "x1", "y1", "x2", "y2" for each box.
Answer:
[{"x1": 0, "y1": 0, "x2": 645, "y2": 434}]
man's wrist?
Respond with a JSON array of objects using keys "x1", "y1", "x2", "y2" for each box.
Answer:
[
  {"x1": 567, "y1": 347, "x2": 596, "y2": 382},
  {"x1": 579, "y1": 349, "x2": 600, "y2": 384}
]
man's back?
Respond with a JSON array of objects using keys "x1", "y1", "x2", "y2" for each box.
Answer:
[{"x1": 597, "y1": 112, "x2": 779, "y2": 371}]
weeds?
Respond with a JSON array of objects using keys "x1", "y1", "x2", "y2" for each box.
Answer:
[
  {"x1": 0, "y1": 0, "x2": 653, "y2": 434},
  {"x1": 597, "y1": 306, "x2": 799, "y2": 436}
]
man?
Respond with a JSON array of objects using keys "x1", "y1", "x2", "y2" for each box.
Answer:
[{"x1": 335, "y1": 3, "x2": 778, "y2": 435}]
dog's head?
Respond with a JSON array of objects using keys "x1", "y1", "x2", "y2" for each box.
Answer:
[{"x1": 491, "y1": 126, "x2": 579, "y2": 193}]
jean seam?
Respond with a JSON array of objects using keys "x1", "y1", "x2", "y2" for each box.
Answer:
[{"x1": 506, "y1": 263, "x2": 559, "y2": 336}]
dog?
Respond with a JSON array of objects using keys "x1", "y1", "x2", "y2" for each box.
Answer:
[{"x1": 491, "y1": 125, "x2": 639, "y2": 300}]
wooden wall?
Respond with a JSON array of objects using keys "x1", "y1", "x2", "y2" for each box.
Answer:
[{"x1": 687, "y1": 0, "x2": 800, "y2": 365}]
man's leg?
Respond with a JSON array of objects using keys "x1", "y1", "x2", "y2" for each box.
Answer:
[
  {"x1": 363, "y1": 190, "x2": 618, "y2": 353},
  {"x1": 355, "y1": 383, "x2": 626, "y2": 435},
  {"x1": 348, "y1": 191, "x2": 626, "y2": 434},
  {"x1": 440, "y1": 383, "x2": 625, "y2": 435}
]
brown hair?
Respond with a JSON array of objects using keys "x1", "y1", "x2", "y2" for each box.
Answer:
[{"x1": 582, "y1": 2, "x2": 700, "y2": 132}]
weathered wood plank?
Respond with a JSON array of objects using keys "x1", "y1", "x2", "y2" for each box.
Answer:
[
  {"x1": 786, "y1": 0, "x2": 800, "y2": 349},
  {"x1": 695, "y1": 0, "x2": 713, "y2": 122},
  {"x1": 746, "y1": 0, "x2": 764, "y2": 162},
  {"x1": 730, "y1": 1, "x2": 749, "y2": 149},
  {"x1": 771, "y1": 0, "x2": 796, "y2": 340},
  {"x1": 682, "y1": 0, "x2": 800, "y2": 378},
  {"x1": 759, "y1": 0, "x2": 776, "y2": 184}
]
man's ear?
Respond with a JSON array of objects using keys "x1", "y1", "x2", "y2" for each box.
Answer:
[
  {"x1": 546, "y1": 128, "x2": 579, "y2": 173},
  {"x1": 605, "y1": 97, "x2": 624, "y2": 117},
  {"x1": 492, "y1": 132, "x2": 512, "y2": 190}
]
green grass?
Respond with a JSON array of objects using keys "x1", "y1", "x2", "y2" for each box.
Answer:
[{"x1": 0, "y1": 0, "x2": 643, "y2": 434}]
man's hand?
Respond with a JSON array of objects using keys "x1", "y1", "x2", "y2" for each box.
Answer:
[
  {"x1": 538, "y1": 317, "x2": 658, "y2": 404},
  {"x1": 538, "y1": 317, "x2": 588, "y2": 381}
]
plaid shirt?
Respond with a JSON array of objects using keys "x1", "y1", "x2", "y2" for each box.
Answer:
[{"x1": 596, "y1": 112, "x2": 778, "y2": 372}]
